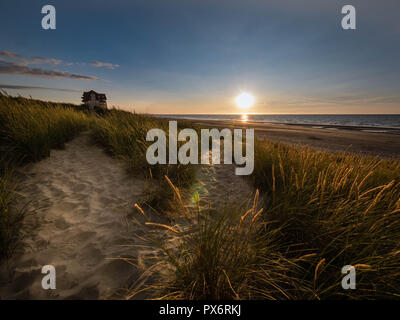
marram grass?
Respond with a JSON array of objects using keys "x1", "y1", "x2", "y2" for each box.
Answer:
[
  {"x1": 0, "y1": 94, "x2": 194, "y2": 259},
  {"x1": 0, "y1": 94, "x2": 91, "y2": 164},
  {"x1": 92, "y1": 109, "x2": 196, "y2": 210},
  {"x1": 129, "y1": 141, "x2": 400, "y2": 300},
  {"x1": 2, "y1": 94, "x2": 400, "y2": 299},
  {"x1": 0, "y1": 94, "x2": 91, "y2": 260},
  {"x1": 250, "y1": 140, "x2": 400, "y2": 299}
]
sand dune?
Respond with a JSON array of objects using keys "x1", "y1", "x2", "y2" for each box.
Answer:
[
  {"x1": 0, "y1": 132, "x2": 254, "y2": 299},
  {"x1": 0, "y1": 132, "x2": 149, "y2": 299}
]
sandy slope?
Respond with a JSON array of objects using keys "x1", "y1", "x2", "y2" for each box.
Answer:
[
  {"x1": 0, "y1": 133, "x2": 148, "y2": 299},
  {"x1": 0, "y1": 133, "x2": 254, "y2": 299}
]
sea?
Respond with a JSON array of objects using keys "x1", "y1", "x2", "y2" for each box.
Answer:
[{"x1": 155, "y1": 114, "x2": 400, "y2": 131}]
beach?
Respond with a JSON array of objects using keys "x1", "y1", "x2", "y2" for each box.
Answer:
[{"x1": 185, "y1": 119, "x2": 400, "y2": 158}]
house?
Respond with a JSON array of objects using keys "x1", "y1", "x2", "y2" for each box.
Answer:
[{"x1": 81, "y1": 90, "x2": 107, "y2": 110}]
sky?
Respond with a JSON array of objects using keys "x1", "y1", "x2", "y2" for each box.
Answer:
[{"x1": 1, "y1": 0, "x2": 400, "y2": 114}]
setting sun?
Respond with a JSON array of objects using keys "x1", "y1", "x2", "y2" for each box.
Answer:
[{"x1": 235, "y1": 92, "x2": 254, "y2": 110}]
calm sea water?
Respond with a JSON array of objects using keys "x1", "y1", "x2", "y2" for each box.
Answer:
[{"x1": 155, "y1": 114, "x2": 400, "y2": 130}]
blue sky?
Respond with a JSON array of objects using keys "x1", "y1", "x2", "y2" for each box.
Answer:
[{"x1": 1, "y1": 0, "x2": 400, "y2": 114}]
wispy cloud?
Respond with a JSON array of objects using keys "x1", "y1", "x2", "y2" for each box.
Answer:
[
  {"x1": 91, "y1": 61, "x2": 120, "y2": 69},
  {"x1": 0, "y1": 50, "x2": 21, "y2": 58},
  {"x1": 20, "y1": 56, "x2": 64, "y2": 66},
  {"x1": 0, "y1": 60, "x2": 100, "y2": 80},
  {"x1": 0, "y1": 84, "x2": 81, "y2": 92},
  {"x1": 0, "y1": 50, "x2": 120, "y2": 69}
]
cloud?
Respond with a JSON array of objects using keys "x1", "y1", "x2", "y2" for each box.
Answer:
[
  {"x1": 23, "y1": 56, "x2": 64, "y2": 66},
  {"x1": 0, "y1": 50, "x2": 69, "y2": 66},
  {"x1": 0, "y1": 60, "x2": 100, "y2": 80},
  {"x1": 91, "y1": 61, "x2": 120, "y2": 69},
  {"x1": 0, "y1": 50, "x2": 120, "y2": 69},
  {"x1": 0, "y1": 50, "x2": 21, "y2": 58},
  {"x1": 0, "y1": 84, "x2": 81, "y2": 92}
]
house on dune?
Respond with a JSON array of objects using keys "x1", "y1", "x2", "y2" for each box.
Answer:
[{"x1": 81, "y1": 90, "x2": 107, "y2": 110}]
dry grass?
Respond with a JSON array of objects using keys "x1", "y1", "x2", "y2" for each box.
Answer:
[
  {"x1": 92, "y1": 110, "x2": 196, "y2": 210},
  {"x1": 0, "y1": 94, "x2": 91, "y2": 260},
  {"x1": 250, "y1": 140, "x2": 400, "y2": 299},
  {"x1": 0, "y1": 94, "x2": 195, "y2": 259},
  {"x1": 127, "y1": 140, "x2": 400, "y2": 300},
  {"x1": 0, "y1": 94, "x2": 91, "y2": 164},
  {"x1": 3, "y1": 93, "x2": 400, "y2": 299},
  {"x1": 127, "y1": 180, "x2": 308, "y2": 300}
]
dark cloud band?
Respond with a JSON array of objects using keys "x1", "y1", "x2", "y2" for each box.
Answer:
[
  {"x1": 0, "y1": 84, "x2": 81, "y2": 92},
  {"x1": 0, "y1": 60, "x2": 100, "y2": 80}
]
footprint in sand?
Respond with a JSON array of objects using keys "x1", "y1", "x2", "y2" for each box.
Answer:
[
  {"x1": 0, "y1": 132, "x2": 149, "y2": 299},
  {"x1": 0, "y1": 132, "x2": 254, "y2": 299}
]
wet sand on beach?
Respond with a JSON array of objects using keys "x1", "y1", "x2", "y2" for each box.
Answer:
[{"x1": 185, "y1": 119, "x2": 400, "y2": 158}]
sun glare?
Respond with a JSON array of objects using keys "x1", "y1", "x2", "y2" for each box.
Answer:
[{"x1": 235, "y1": 92, "x2": 254, "y2": 110}]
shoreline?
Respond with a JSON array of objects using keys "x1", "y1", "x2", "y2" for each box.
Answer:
[
  {"x1": 159, "y1": 117, "x2": 400, "y2": 158},
  {"x1": 154, "y1": 115, "x2": 400, "y2": 134}
]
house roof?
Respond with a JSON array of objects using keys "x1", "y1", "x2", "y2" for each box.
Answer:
[{"x1": 82, "y1": 90, "x2": 107, "y2": 102}]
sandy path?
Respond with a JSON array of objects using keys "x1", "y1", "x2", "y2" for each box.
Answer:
[
  {"x1": 0, "y1": 133, "x2": 254, "y2": 300},
  {"x1": 128, "y1": 156, "x2": 255, "y2": 299},
  {"x1": 188, "y1": 151, "x2": 254, "y2": 211},
  {"x1": 0, "y1": 132, "x2": 148, "y2": 299}
]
